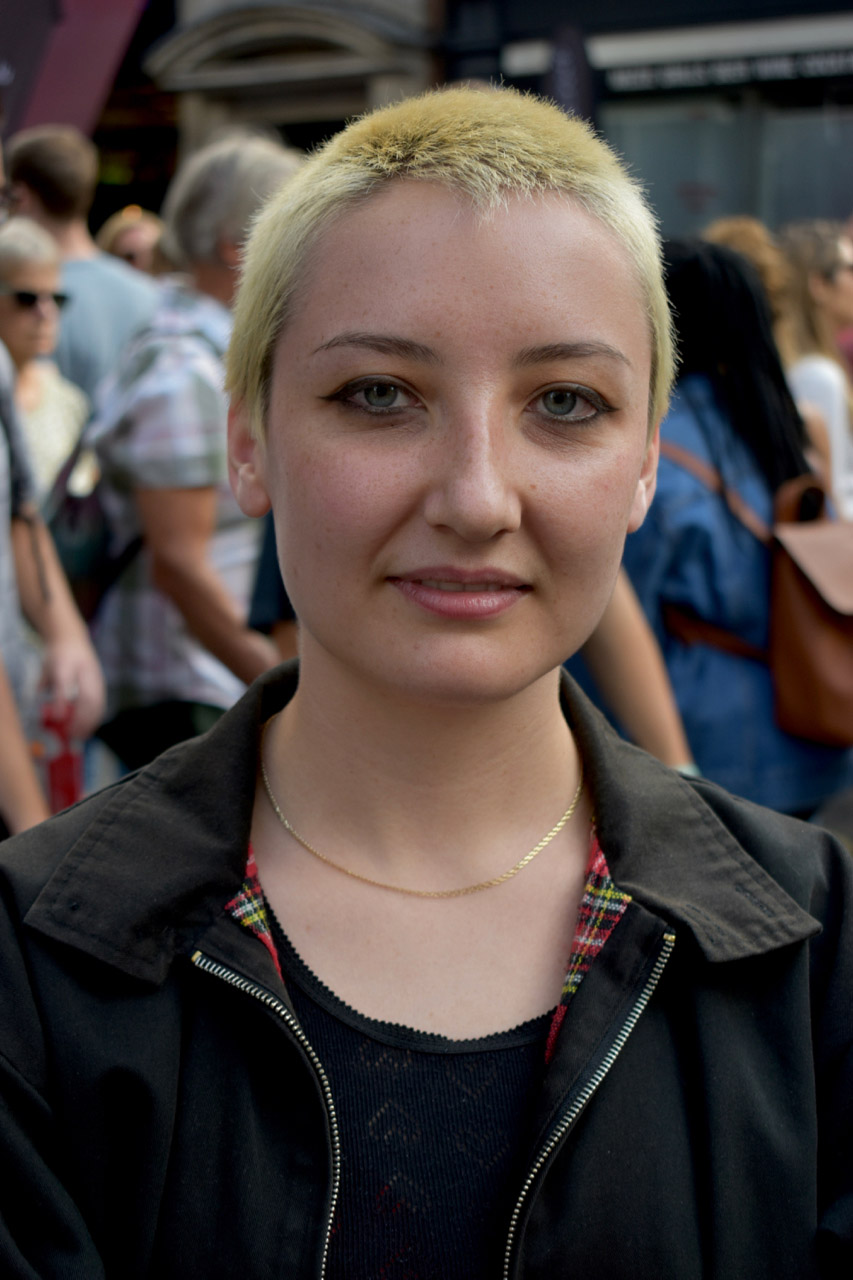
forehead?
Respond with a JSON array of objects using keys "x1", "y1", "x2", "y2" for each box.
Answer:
[
  {"x1": 2, "y1": 258, "x2": 59, "y2": 283},
  {"x1": 283, "y1": 181, "x2": 650, "y2": 359}
]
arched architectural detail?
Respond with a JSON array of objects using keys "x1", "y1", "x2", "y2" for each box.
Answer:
[{"x1": 146, "y1": 3, "x2": 434, "y2": 150}]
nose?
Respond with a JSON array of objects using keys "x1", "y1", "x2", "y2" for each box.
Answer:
[{"x1": 423, "y1": 408, "x2": 523, "y2": 542}]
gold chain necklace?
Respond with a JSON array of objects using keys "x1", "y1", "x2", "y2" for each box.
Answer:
[{"x1": 259, "y1": 743, "x2": 584, "y2": 900}]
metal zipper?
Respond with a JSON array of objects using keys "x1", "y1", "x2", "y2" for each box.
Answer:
[
  {"x1": 502, "y1": 930, "x2": 677, "y2": 1279},
  {"x1": 190, "y1": 950, "x2": 341, "y2": 1280}
]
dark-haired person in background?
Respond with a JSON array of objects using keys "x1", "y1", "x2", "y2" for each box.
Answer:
[{"x1": 623, "y1": 238, "x2": 853, "y2": 816}]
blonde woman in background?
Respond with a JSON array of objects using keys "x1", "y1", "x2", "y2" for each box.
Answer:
[
  {"x1": 778, "y1": 219, "x2": 853, "y2": 517},
  {"x1": 0, "y1": 218, "x2": 88, "y2": 500},
  {"x1": 704, "y1": 215, "x2": 833, "y2": 482},
  {"x1": 95, "y1": 205, "x2": 167, "y2": 275}
]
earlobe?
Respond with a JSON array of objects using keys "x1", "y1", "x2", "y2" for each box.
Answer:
[
  {"x1": 626, "y1": 424, "x2": 660, "y2": 532},
  {"x1": 227, "y1": 397, "x2": 271, "y2": 518}
]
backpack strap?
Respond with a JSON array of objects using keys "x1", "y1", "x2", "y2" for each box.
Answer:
[
  {"x1": 657, "y1": 439, "x2": 771, "y2": 665},
  {"x1": 659, "y1": 440, "x2": 773, "y2": 545},
  {"x1": 661, "y1": 603, "x2": 768, "y2": 664}
]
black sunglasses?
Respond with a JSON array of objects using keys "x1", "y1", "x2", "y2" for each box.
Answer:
[{"x1": 0, "y1": 285, "x2": 69, "y2": 309}]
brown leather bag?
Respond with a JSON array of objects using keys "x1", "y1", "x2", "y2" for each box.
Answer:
[{"x1": 659, "y1": 440, "x2": 853, "y2": 748}]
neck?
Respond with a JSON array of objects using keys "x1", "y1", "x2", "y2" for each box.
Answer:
[
  {"x1": 13, "y1": 360, "x2": 45, "y2": 411},
  {"x1": 265, "y1": 651, "x2": 580, "y2": 884},
  {"x1": 191, "y1": 261, "x2": 235, "y2": 307},
  {"x1": 48, "y1": 219, "x2": 97, "y2": 260}
]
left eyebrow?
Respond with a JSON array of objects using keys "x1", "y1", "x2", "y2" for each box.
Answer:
[
  {"x1": 312, "y1": 331, "x2": 440, "y2": 363},
  {"x1": 513, "y1": 341, "x2": 632, "y2": 368}
]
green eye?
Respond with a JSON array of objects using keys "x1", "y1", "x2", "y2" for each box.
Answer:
[
  {"x1": 541, "y1": 389, "x2": 579, "y2": 417},
  {"x1": 362, "y1": 382, "x2": 400, "y2": 408}
]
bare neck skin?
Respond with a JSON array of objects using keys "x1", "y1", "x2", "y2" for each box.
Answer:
[
  {"x1": 262, "y1": 649, "x2": 581, "y2": 888},
  {"x1": 254, "y1": 651, "x2": 591, "y2": 1038},
  {"x1": 191, "y1": 240, "x2": 241, "y2": 308},
  {"x1": 13, "y1": 361, "x2": 46, "y2": 413}
]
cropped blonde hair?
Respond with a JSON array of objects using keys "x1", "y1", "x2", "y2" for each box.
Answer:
[{"x1": 227, "y1": 86, "x2": 674, "y2": 437}]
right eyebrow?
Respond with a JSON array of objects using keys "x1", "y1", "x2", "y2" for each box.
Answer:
[{"x1": 312, "y1": 332, "x2": 440, "y2": 363}]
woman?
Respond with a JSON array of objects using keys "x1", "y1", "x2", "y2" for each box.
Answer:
[
  {"x1": 779, "y1": 219, "x2": 853, "y2": 518},
  {"x1": 703, "y1": 214, "x2": 833, "y2": 481},
  {"x1": 0, "y1": 89, "x2": 849, "y2": 1278},
  {"x1": 0, "y1": 217, "x2": 88, "y2": 499},
  {"x1": 95, "y1": 204, "x2": 166, "y2": 275},
  {"x1": 623, "y1": 238, "x2": 853, "y2": 816}
]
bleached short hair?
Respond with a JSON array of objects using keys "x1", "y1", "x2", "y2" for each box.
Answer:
[{"x1": 227, "y1": 85, "x2": 674, "y2": 438}]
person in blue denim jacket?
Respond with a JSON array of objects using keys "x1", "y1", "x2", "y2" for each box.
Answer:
[{"x1": 622, "y1": 239, "x2": 853, "y2": 815}]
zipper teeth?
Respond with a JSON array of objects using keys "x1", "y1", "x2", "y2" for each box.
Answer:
[
  {"x1": 502, "y1": 931, "x2": 676, "y2": 1280},
  {"x1": 191, "y1": 951, "x2": 341, "y2": 1280}
]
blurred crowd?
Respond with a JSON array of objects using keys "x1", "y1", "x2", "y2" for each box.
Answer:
[{"x1": 1, "y1": 116, "x2": 853, "y2": 837}]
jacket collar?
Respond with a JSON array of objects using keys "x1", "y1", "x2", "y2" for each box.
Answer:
[{"x1": 24, "y1": 665, "x2": 818, "y2": 982}]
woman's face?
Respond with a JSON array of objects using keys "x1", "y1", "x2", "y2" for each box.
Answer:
[
  {"x1": 111, "y1": 222, "x2": 159, "y2": 273},
  {"x1": 0, "y1": 259, "x2": 62, "y2": 367},
  {"x1": 812, "y1": 236, "x2": 853, "y2": 333},
  {"x1": 230, "y1": 182, "x2": 659, "y2": 706}
]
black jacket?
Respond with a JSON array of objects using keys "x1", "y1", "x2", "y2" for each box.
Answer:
[{"x1": 0, "y1": 665, "x2": 851, "y2": 1278}]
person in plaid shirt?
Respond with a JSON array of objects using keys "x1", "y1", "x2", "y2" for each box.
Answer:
[{"x1": 88, "y1": 134, "x2": 301, "y2": 769}]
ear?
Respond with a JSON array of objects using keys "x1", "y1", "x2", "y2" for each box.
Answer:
[
  {"x1": 626, "y1": 422, "x2": 659, "y2": 533},
  {"x1": 227, "y1": 396, "x2": 271, "y2": 518}
]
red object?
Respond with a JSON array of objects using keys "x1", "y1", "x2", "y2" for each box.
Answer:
[
  {"x1": 17, "y1": 0, "x2": 148, "y2": 136},
  {"x1": 40, "y1": 702, "x2": 84, "y2": 813}
]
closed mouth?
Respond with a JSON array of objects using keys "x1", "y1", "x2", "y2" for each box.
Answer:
[{"x1": 415, "y1": 578, "x2": 525, "y2": 593}]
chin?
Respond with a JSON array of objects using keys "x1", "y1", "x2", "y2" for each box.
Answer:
[{"x1": 368, "y1": 647, "x2": 563, "y2": 709}]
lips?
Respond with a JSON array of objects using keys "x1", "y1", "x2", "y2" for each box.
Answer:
[
  {"x1": 417, "y1": 578, "x2": 517, "y2": 593},
  {"x1": 389, "y1": 568, "x2": 530, "y2": 619}
]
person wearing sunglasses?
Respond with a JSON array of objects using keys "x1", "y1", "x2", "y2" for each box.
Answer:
[
  {"x1": 4, "y1": 125, "x2": 159, "y2": 402},
  {"x1": 0, "y1": 133, "x2": 104, "y2": 816},
  {"x1": 0, "y1": 217, "x2": 88, "y2": 500}
]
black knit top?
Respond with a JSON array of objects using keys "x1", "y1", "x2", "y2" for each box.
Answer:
[{"x1": 270, "y1": 913, "x2": 551, "y2": 1279}]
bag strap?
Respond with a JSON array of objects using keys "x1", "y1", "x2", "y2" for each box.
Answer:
[
  {"x1": 659, "y1": 440, "x2": 773, "y2": 545},
  {"x1": 661, "y1": 603, "x2": 768, "y2": 664}
]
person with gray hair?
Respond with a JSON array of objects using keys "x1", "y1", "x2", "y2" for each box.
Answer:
[
  {"x1": 6, "y1": 124, "x2": 159, "y2": 400},
  {"x1": 85, "y1": 132, "x2": 302, "y2": 769},
  {"x1": 0, "y1": 216, "x2": 89, "y2": 498}
]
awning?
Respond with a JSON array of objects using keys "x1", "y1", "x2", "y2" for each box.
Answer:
[{"x1": 10, "y1": 0, "x2": 148, "y2": 135}]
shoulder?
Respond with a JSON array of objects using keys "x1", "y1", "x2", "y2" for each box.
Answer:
[
  {"x1": 788, "y1": 355, "x2": 848, "y2": 404},
  {"x1": 63, "y1": 254, "x2": 160, "y2": 304}
]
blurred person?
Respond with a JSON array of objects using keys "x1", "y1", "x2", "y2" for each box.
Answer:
[
  {"x1": 0, "y1": 217, "x2": 88, "y2": 499},
  {"x1": 88, "y1": 133, "x2": 301, "y2": 770},
  {"x1": 0, "y1": 141, "x2": 104, "y2": 776},
  {"x1": 0, "y1": 652, "x2": 49, "y2": 837},
  {"x1": 95, "y1": 204, "x2": 167, "y2": 274},
  {"x1": 0, "y1": 89, "x2": 849, "y2": 1279},
  {"x1": 703, "y1": 215, "x2": 793, "y2": 348},
  {"x1": 576, "y1": 568, "x2": 695, "y2": 770},
  {"x1": 778, "y1": 219, "x2": 853, "y2": 517},
  {"x1": 704, "y1": 214, "x2": 833, "y2": 481},
  {"x1": 5, "y1": 125, "x2": 159, "y2": 400},
  {"x1": 623, "y1": 238, "x2": 853, "y2": 815}
]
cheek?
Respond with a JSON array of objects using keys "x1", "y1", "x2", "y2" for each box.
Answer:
[{"x1": 271, "y1": 445, "x2": 397, "y2": 583}]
